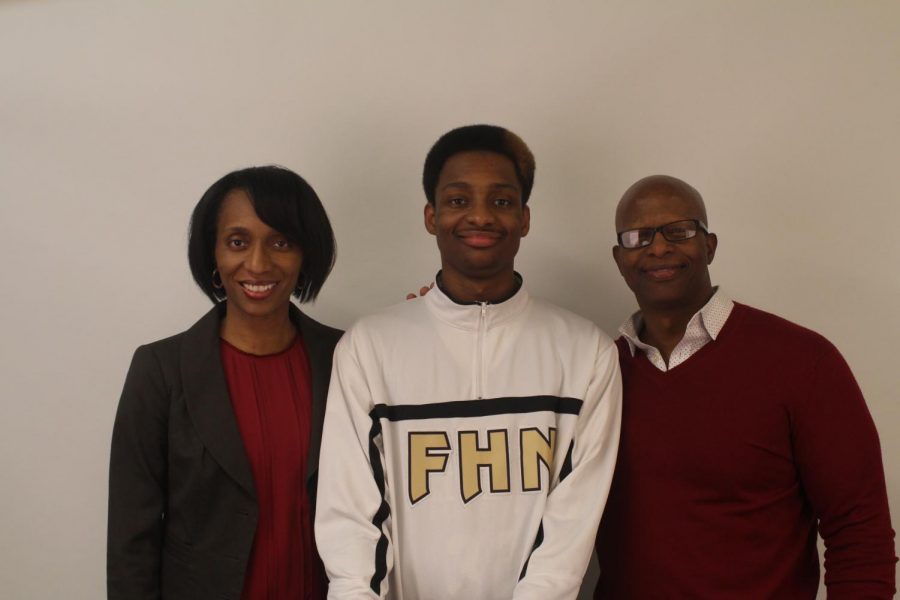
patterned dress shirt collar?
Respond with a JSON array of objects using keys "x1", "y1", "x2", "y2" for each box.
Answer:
[{"x1": 618, "y1": 287, "x2": 734, "y2": 372}]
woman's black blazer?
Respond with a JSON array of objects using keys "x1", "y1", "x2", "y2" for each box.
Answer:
[{"x1": 107, "y1": 303, "x2": 342, "y2": 600}]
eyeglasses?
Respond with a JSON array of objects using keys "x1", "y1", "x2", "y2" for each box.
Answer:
[{"x1": 617, "y1": 219, "x2": 709, "y2": 249}]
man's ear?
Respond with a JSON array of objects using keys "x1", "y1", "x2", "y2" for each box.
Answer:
[
  {"x1": 424, "y1": 202, "x2": 437, "y2": 235},
  {"x1": 705, "y1": 232, "x2": 718, "y2": 264},
  {"x1": 520, "y1": 205, "x2": 530, "y2": 237},
  {"x1": 612, "y1": 245, "x2": 625, "y2": 277}
]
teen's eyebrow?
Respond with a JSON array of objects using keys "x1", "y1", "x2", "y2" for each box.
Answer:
[
  {"x1": 440, "y1": 181, "x2": 473, "y2": 192},
  {"x1": 440, "y1": 182, "x2": 519, "y2": 192}
]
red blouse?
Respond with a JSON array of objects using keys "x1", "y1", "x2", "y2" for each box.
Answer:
[{"x1": 220, "y1": 336, "x2": 327, "y2": 600}]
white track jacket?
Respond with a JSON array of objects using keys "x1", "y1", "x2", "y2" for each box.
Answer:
[{"x1": 315, "y1": 282, "x2": 622, "y2": 600}]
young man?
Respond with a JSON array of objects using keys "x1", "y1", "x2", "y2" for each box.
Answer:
[
  {"x1": 595, "y1": 175, "x2": 896, "y2": 598},
  {"x1": 316, "y1": 125, "x2": 622, "y2": 599}
]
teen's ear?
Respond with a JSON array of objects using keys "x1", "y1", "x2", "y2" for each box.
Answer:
[{"x1": 424, "y1": 202, "x2": 437, "y2": 235}]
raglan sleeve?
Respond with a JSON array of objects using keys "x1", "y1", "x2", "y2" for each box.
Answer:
[
  {"x1": 513, "y1": 335, "x2": 623, "y2": 600},
  {"x1": 107, "y1": 345, "x2": 169, "y2": 600},
  {"x1": 792, "y1": 345, "x2": 896, "y2": 599},
  {"x1": 315, "y1": 329, "x2": 393, "y2": 600}
]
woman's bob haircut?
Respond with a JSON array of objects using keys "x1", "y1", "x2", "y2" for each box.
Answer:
[{"x1": 188, "y1": 165, "x2": 336, "y2": 304}]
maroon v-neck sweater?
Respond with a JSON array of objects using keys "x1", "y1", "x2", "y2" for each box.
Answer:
[
  {"x1": 221, "y1": 336, "x2": 327, "y2": 600},
  {"x1": 595, "y1": 303, "x2": 896, "y2": 598}
]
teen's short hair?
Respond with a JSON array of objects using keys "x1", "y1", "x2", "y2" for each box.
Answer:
[
  {"x1": 422, "y1": 124, "x2": 536, "y2": 205},
  {"x1": 188, "y1": 165, "x2": 336, "y2": 303}
]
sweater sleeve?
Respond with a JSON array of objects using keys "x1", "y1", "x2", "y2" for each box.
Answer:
[
  {"x1": 792, "y1": 346, "x2": 897, "y2": 599},
  {"x1": 315, "y1": 332, "x2": 392, "y2": 600},
  {"x1": 513, "y1": 338, "x2": 623, "y2": 600},
  {"x1": 107, "y1": 345, "x2": 168, "y2": 600}
]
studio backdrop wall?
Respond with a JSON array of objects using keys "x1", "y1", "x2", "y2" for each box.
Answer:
[{"x1": 1, "y1": 2, "x2": 897, "y2": 598}]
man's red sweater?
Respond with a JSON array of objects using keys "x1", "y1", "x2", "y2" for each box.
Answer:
[{"x1": 595, "y1": 303, "x2": 896, "y2": 598}]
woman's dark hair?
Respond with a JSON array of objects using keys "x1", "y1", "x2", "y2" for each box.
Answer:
[
  {"x1": 188, "y1": 165, "x2": 336, "y2": 304},
  {"x1": 422, "y1": 124, "x2": 536, "y2": 205}
]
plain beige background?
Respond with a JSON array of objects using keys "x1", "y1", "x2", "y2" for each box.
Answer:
[{"x1": 1, "y1": 1, "x2": 897, "y2": 598}]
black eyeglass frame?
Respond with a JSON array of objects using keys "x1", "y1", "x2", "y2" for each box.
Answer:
[{"x1": 616, "y1": 219, "x2": 709, "y2": 249}]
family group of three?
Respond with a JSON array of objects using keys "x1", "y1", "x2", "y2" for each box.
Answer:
[{"x1": 107, "y1": 125, "x2": 896, "y2": 599}]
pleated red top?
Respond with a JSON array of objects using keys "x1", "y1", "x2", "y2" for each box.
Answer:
[{"x1": 220, "y1": 335, "x2": 327, "y2": 600}]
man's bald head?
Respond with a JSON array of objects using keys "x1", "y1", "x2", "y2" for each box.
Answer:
[{"x1": 615, "y1": 175, "x2": 708, "y2": 231}]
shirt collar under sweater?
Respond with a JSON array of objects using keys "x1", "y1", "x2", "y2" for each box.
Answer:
[
  {"x1": 618, "y1": 287, "x2": 734, "y2": 372},
  {"x1": 426, "y1": 271, "x2": 530, "y2": 331}
]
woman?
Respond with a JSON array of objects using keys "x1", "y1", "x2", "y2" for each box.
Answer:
[{"x1": 108, "y1": 166, "x2": 341, "y2": 600}]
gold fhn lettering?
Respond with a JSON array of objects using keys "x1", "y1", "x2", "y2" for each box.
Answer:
[
  {"x1": 459, "y1": 430, "x2": 510, "y2": 502},
  {"x1": 520, "y1": 428, "x2": 556, "y2": 491},
  {"x1": 408, "y1": 432, "x2": 450, "y2": 504}
]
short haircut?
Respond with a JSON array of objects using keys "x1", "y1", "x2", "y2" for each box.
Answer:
[
  {"x1": 188, "y1": 165, "x2": 336, "y2": 304},
  {"x1": 422, "y1": 124, "x2": 536, "y2": 205}
]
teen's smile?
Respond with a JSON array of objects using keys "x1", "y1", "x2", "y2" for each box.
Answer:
[{"x1": 458, "y1": 228, "x2": 503, "y2": 248}]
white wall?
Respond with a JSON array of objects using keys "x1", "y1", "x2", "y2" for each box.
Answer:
[{"x1": 1, "y1": 1, "x2": 897, "y2": 598}]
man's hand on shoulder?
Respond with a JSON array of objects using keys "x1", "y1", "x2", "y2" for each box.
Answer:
[{"x1": 406, "y1": 282, "x2": 434, "y2": 300}]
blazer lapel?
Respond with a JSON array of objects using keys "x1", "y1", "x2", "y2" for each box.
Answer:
[
  {"x1": 296, "y1": 308, "x2": 332, "y2": 491},
  {"x1": 180, "y1": 304, "x2": 256, "y2": 498}
]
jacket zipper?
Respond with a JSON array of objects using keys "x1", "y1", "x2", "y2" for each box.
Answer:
[{"x1": 476, "y1": 302, "x2": 487, "y2": 399}]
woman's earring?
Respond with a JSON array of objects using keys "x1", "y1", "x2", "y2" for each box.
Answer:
[{"x1": 212, "y1": 268, "x2": 224, "y2": 289}]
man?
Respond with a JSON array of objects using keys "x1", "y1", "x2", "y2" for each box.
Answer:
[
  {"x1": 316, "y1": 125, "x2": 622, "y2": 599},
  {"x1": 595, "y1": 175, "x2": 896, "y2": 598}
]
